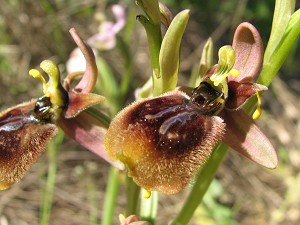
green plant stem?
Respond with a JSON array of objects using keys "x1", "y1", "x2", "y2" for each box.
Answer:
[
  {"x1": 96, "y1": 57, "x2": 120, "y2": 114},
  {"x1": 87, "y1": 178, "x2": 98, "y2": 225},
  {"x1": 101, "y1": 167, "x2": 120, "y2": 225},
  {"x1": 86, "y1": 107, "x2": 111, "y2": 128},
  {"x1": 40, "y1": 130, "x2": 64, "y2": 225},
  {"x1": 125, "y1": 177, "x2": 141, "y2": 216},
  {"x1": 171, "y1": 143, "x2": 228, "y2": 225},
  {"x1": 118, "y1": 37, "x2": 133, "y2": 99},
  {"x1": 140, "y1": 190, "x2": 158, "y2": 225},
  {"x1": 136, "y1": 15, "x2": 162, "y2": 96}
]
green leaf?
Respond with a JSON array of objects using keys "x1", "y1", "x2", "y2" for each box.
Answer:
[
  {"x1": 258, "y1": 7, "x2": 300, "y2": 86},
  {"x1": 137, "y1": 15, "x2": 162, "y2": 83},
  {"x1": 96, "y1": 57, "x2": 120, "y2": 113},
  {"x1": 264, "y1": 0, "x2": 295, "y2": 62},
  {"x1": 101, "y1": 167, "x2": 120, "y2": 225}
]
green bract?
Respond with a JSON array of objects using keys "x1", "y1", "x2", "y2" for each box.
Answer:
[{"x1": 158, "y1": 9, "x2": 190, "y2": 95}]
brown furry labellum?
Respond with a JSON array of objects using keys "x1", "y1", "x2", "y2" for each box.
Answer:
[
  {"x1": 0, "y1": 98, "x2": 58, "y2": 190},
  {"x1": 105, "y1": 89, "x2": 226, "y2": 194}
]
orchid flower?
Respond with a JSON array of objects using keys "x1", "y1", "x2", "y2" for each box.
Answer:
[
  {"x1": 194, "y1": 22, "x2": 277, "y2": 168},
  {"x1": 0, "y1": 28, "x2": 117, "y2": 190},
  {"x1": 104, "y1": 22, "x2": 278, "y2": 195},
  {"x1": 88, "y1": 4, "x2": 126, "y2": 50}
]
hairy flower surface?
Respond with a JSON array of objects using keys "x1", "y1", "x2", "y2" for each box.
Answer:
[{"x1": 105, "y1": 91, "x2": 225, "y2": 194}]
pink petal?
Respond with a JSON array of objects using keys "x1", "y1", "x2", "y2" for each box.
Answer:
[
  {"x1": 68, "y1": 28, "x2": 98, "y2": 93},
  {"x1": 226, "y1": 81, "x2": 268, "y2": 110},
  {"x1": 222, "y1": 110, "x2": 278, "y2": 169},
  {"x1": 58, "y1": 111, "x2": 124, "y2": 170},
  {"x1": 119, "y1": 215, "x2": 151, "y2": 225},
  {"x1": 66, "y1": 48, "x2": 86, "y2": 74},
  {"x1": 64, "y1": 91, "x2": 105, "y2": 118},
  {"x1": 88, "y1": 32, "x2": 117, "y2": 50},
  {"x1": 111, "y1": 4, "x2": 126, "y2": 34},
  {"x1": 87, "y1": 5, "x2": 125, "y2": 51},
  {"x1": 230, "y1": 22, "x2": 264, "y2": 82}
]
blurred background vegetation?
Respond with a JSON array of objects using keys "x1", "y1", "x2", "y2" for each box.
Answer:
[{"x1": 0, "y1": 0, "x2": 299, "y2": 225}]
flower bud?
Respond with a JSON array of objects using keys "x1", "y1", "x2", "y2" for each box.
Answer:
[
  {"x1": 136, "y1": 0, "x2": 161, "y2": 25},
  {"x1": 159, "y1": 2, "x2": 173, "y2": 27}
]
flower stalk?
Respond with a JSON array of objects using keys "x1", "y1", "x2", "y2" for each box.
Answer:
[{"x1": 101, "y1": 167, "x2": 120, "y2": 225}]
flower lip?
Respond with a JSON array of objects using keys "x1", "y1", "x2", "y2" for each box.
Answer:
[
  {"x1": 105, "y1": 90, "x2": 225, "y2": 194},
  {"x1": 0, "y1": 100, "x2": 58, "y2": 190}
]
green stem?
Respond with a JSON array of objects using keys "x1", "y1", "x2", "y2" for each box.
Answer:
[
  {"x1": 86, "y1": 107, "x2": 111, "y2": 128},
  {"x1": 101, "y1": 167, "x2": 120, "y2": 225},
  {"x1": 171, "y1": 143, "x2": 228, "y2": 225},
  {"x1": 125, "y1": 177, "x2": 141, "y2": 216},
  {"x1": 140, "y1": 190, "x2": 158, "y2": 225},
  {"x1": 136, "y1": 15, "x2": 163, "y2": 96},
  {"x1": 40, "y1": 130, "x2": 64, "y2": 225},
  {"x1": 96, "y1": 57, "x2": 120, "y2": 114},
  {"x1": 138, "y1": 15, "x2": 162, "y2": 71},
  {"x1": 88, "y1": 179, "x2": 98, "y2": 225},
  {"x1": 118, "y1": 37, "x2": 133, "y2": 99}
]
